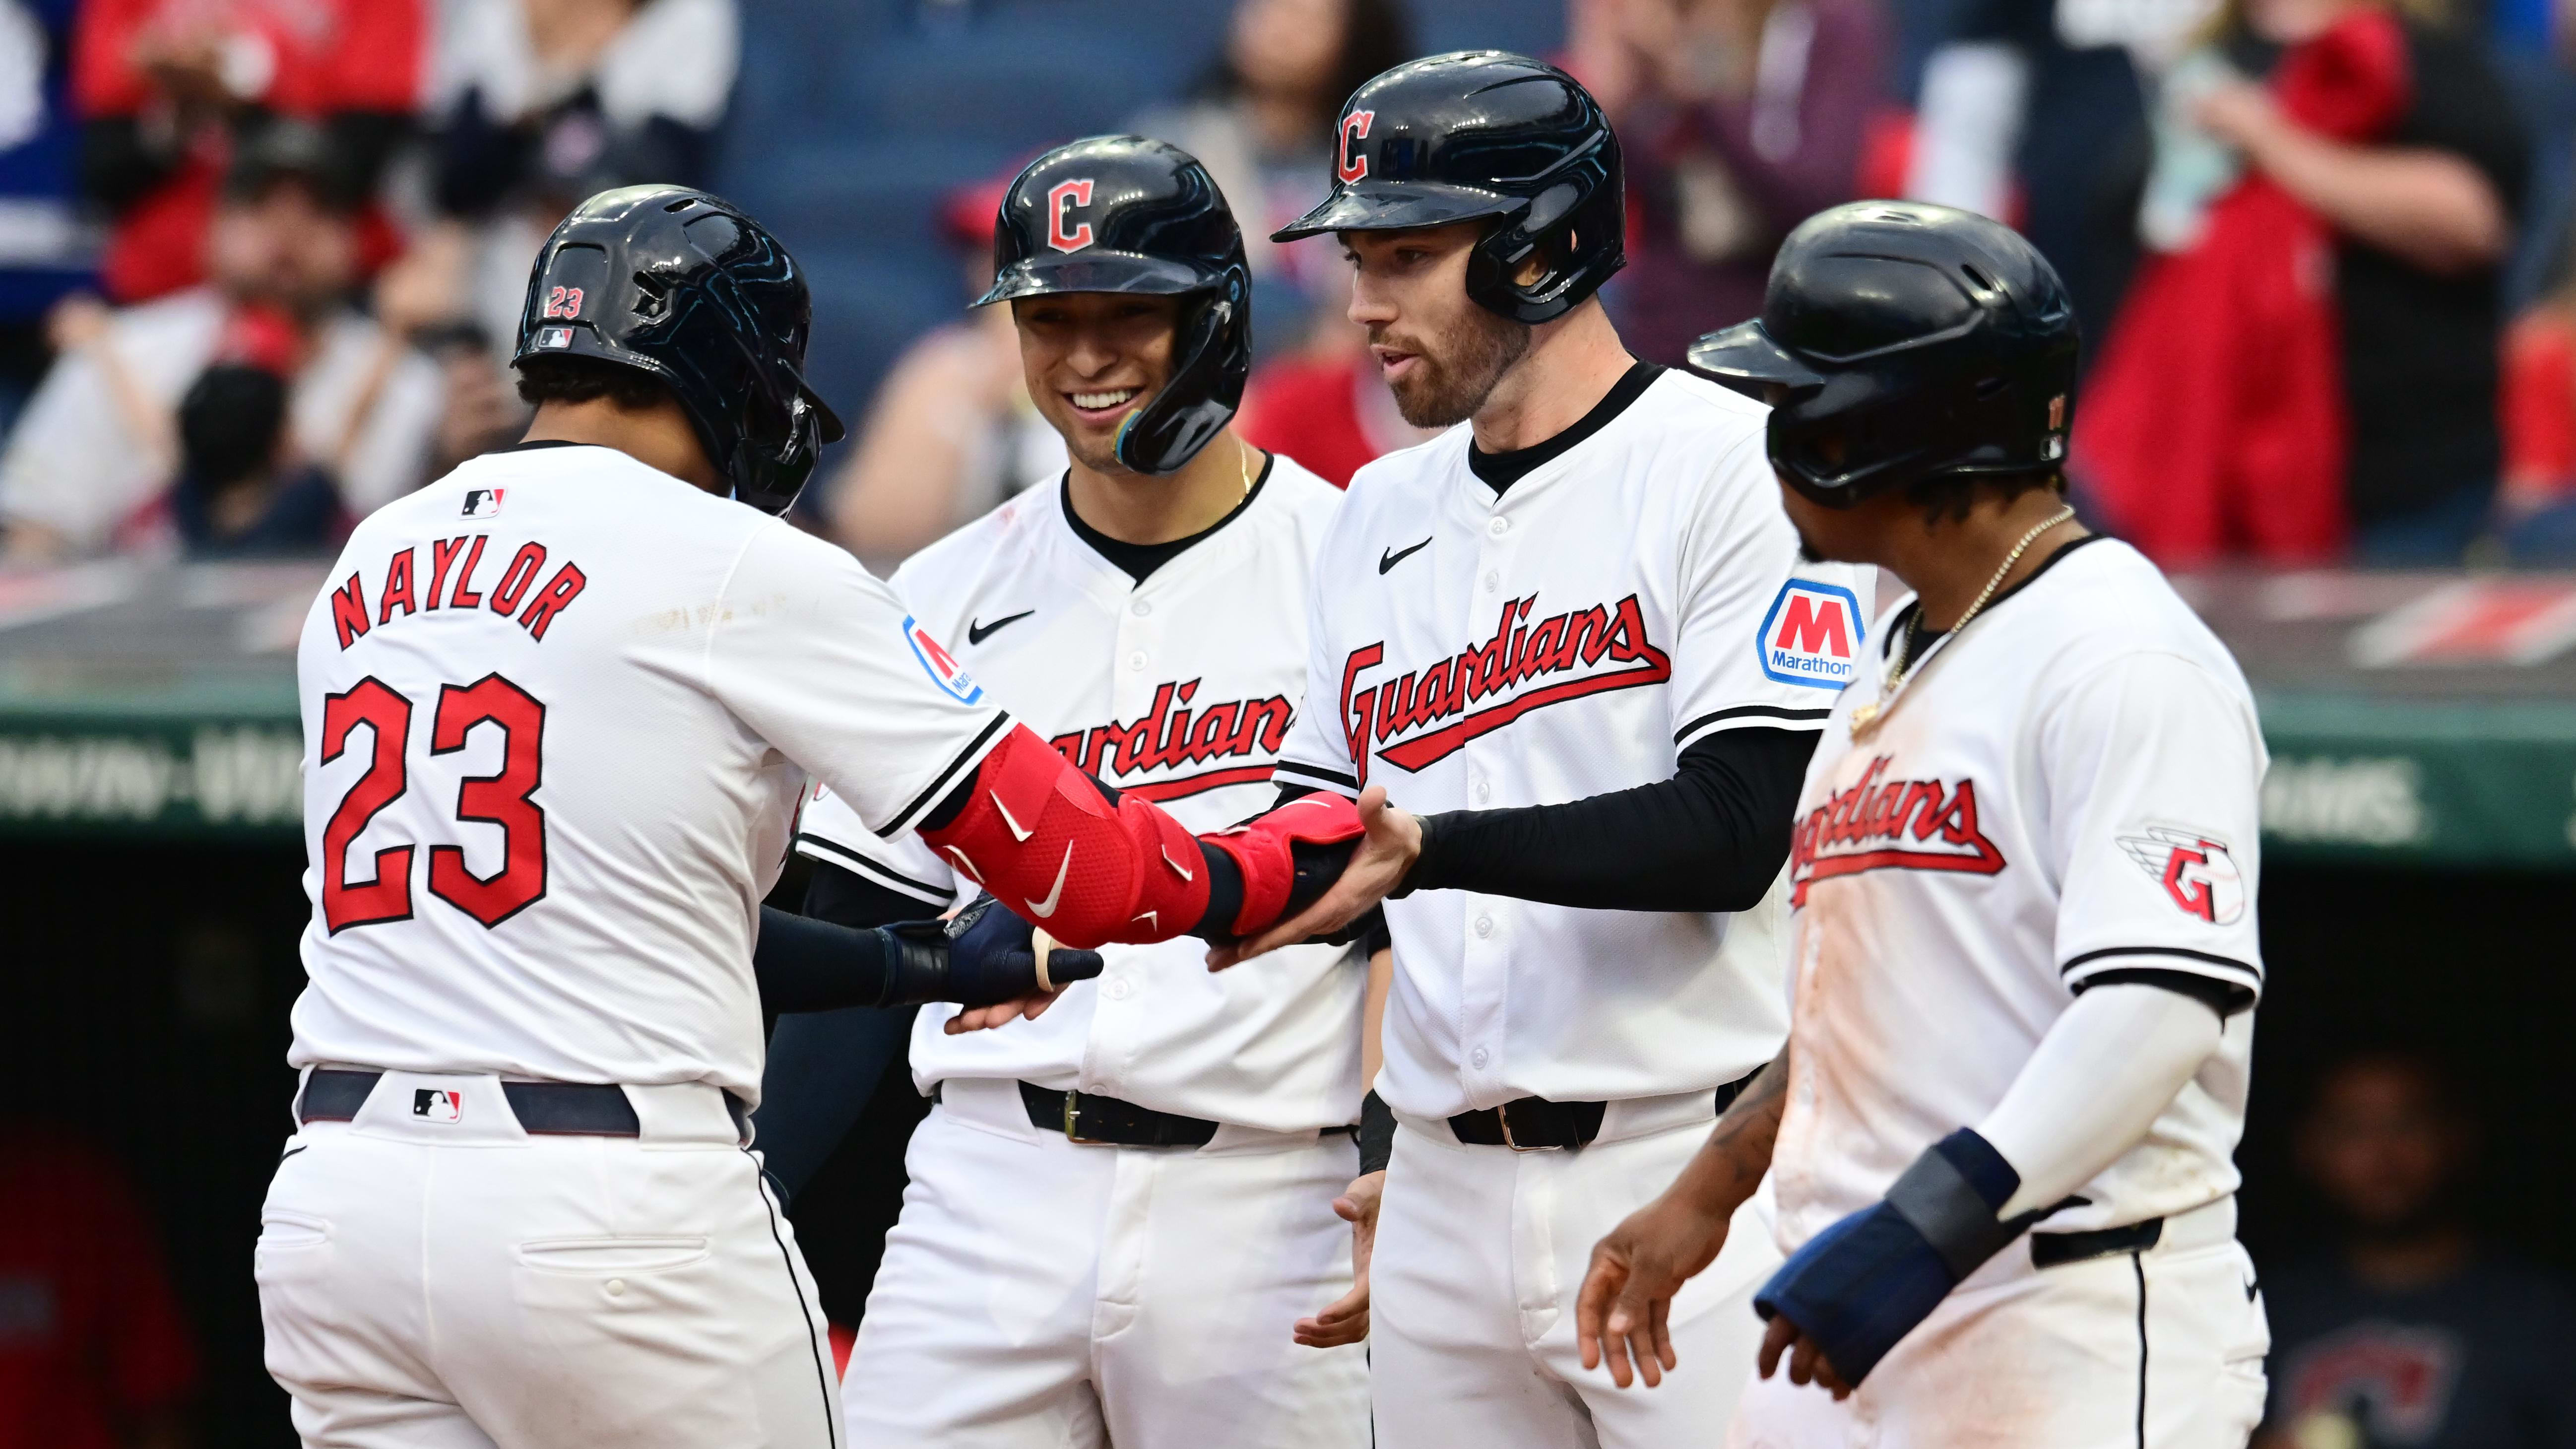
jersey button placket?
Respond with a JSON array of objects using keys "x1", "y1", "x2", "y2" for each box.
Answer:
[
  {"x1": 1113, "y1": 591, "x2": 1160, "y2": 722},
  {"x1": 1456, "y1": 494, "x2": 1517, "y2": 1100}
]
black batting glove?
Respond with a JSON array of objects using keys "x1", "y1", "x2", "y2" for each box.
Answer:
[{"x1": 875, "y1": 894, "x2": 1105, "y2": 1007}]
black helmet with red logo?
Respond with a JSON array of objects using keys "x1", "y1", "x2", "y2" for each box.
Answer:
[
  {"x1": 514, "y1": 185, "x2": 844, "y2": 516},
  {"x1": 1271, "y1": 51, "x2": 1623, "y2": 326},
  {"x1": 975, "y1": 135, "x2": 1251, "y2": 476}
]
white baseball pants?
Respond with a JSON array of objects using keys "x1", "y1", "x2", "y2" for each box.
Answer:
[
  {"x1": 837, "y1": 1077, "x2": 1370, "y2": 1449},
  {"x1": 1370, "y1": 1101, "x2": 1784, "y2": 1449},
  {"x1": 256, "y1": 1070, "x2": 840, "y2": 1449},
  {"x1": 1729, "y1": 1196, "x2": 2269, "y2": 1449}
]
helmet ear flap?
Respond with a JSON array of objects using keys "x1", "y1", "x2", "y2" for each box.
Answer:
[
  {"x1": 1112, "y1": 271, "x2": 1250, "y2": 476},
  {"x1": 1461, "y1": 143, "x2": 1626, "y2": 325}
]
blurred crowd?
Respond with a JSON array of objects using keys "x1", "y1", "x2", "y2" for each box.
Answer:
[
  {"x1": 0, "y1": 0, "x2": 735, "y2": 562},
  {"x1": 2, "y1": 0, "x2": 2576, "y2": 567}
]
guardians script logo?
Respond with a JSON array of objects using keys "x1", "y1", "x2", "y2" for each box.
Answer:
[
  {"x1": 1339, "y1": 593, "x2": 1670, "y2": 787},
  {"x1": 1789, "y1": 756, "x2": 2006, "y2": 905},
  {"x1": 1046, "y1": 678, "x2": 1292, "y2": 802}
]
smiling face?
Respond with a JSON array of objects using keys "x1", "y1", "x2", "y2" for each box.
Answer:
[
  {"x1": 1342, "y1": 223, "x2": 1531, "y2": 429},
  {"x1": 1012, "y1": 291, "x2": 1185, "y2": 474}
]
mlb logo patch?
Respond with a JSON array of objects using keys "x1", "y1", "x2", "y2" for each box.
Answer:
[
  {"x1": 536, "y1": 326, "x2": 574, "y2": 349},
  {"x1": 412, "y1": 1089, "x2": 462, "y2": 1123},
  {"x1": 1756, "y1": 579, "x2": 1865, "y2": 689},
  {"x1": 902, "y1": 615, "x2": 982, "y2": 704},
  {"x1": 461, "y1": 488, "x2": 505, "y2": 519}
]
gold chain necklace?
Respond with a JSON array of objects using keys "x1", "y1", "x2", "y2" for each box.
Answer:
[
  {"x1": 1237, "y1": 436, "x2": 1256, "y2": 501},
  {"x1": 1849, "y1": 505, "x2": 2075, "y2": 740}
]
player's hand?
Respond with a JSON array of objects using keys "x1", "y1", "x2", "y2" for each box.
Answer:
[
  {"x1": 1208, "y1": 787, "x2": 1419, "y2": 969},
  {"x1": 1577, "y1": 1187, "x2": 1736, "y2": 1389},
  {"x1": 939, "y1": 910, "x2": 1096, "y2": 1031},
  {"x1": 890, "y1": 897, "x2": 1101, "y2": 1022},
  {"x1": 1293, "y1": 1169, "x2": 1384, "y2": 1348},
  {"x1": 942, "y1": 990, "x2": 1062, "y2": 1034},
  {"x1": 1757, "y1": 1313, "x2": 1853, "y2": 1399}
]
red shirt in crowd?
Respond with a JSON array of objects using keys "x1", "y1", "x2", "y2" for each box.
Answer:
[
  {"x1": 0, "y1": 1124, "x2": 198, "y2": 1449},
  {"x1": 2502, "y1": 310, "x2": 2576, "y2": 506},
  {"x1": 72, "y1": 0, "x2": 426, "y2": 300}
]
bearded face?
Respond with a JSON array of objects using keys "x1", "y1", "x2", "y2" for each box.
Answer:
[{"x1": 1341, "y1": 223, "x2": 1534, "y2": 430}]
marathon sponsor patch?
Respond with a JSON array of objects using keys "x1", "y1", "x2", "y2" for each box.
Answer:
[
  {"x1": 1756, "y1": 579, "x2": 1864, "y2": 689},
  {"x1": 412, "y1": 1089, "x2": 462, "y2": 1123},
  {"x1": 903, "y1": 616, "x2": 983, "y2": 704},
  {"x1": 2118, "y1": 826, "x2": 2246, "y2": 925}
]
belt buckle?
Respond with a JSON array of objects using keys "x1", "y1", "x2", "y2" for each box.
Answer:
[
  {"x1": 1497, "y1": 1101, "x2": 1557, "y2": 1153},
  {"x1": 1062, "y1": 1090, "x2": 1109, "y2": 1145}
]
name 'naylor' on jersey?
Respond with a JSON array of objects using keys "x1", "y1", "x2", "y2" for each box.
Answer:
[{"x1": 326, "y1": 531, "x2": 590, "y2": 650}]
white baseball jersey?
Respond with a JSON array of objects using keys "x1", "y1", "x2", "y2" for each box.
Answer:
[
  {"x1": 288, "y1": 443, "x2": 1013, "y2": 1104},
  {"x1": 1772, "y1": 536, "x2": 2265, "y2": 1248},
  {"x1": 1272, "y1": 366, "x2": 1873, "y2": 1120},
  {"x1": 796, "y1": 457, "x2": 1368, "y2": 1133}
]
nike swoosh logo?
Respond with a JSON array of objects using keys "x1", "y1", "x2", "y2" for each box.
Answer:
[
  {"x1": 991, "y1": 791, "x2": 1031, "y2": 842},
  {"x1": 1024, "y1": 845, "x2": 1073, "y2": 918},
  {"x1": 1379, "y1": 537, "x2": 1431, "y2": 575},
  {"x1": 967, "y1": 610, "x2": 1034, "y2": 645}
]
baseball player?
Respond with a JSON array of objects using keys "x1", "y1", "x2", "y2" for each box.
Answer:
[
  {"x1": 1214, "y1": 52, "x2": 1875, "y2": 1449},
  {"x1": 260, "y1": 185, "x2": 1361, "y2": 1449},
  {"x1": 760, "y1": 136, "x2": 1379, "y2": 1448},
  {"x1": 1574, "y1": 202, "x2": 2271, "y2": 1447}
]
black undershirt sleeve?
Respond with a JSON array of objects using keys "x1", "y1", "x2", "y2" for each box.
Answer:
[
  {"x1": 751, "y1": 860, "x2": 941, "y2": 1202},
  {"x1": 749, "y1": 905, "x2": 905, "y2": 1013},
  {"x1": 1401, "y1": 727, "x2": 1820, "y2": 913},
  {"x1": 2076, "y1": 966, "x2": 2252, "y2": 1017}
]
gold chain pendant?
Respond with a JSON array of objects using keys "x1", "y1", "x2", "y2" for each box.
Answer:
[{"x1": 1848, "y1": 700, "x2": 1883, "y2": 740}]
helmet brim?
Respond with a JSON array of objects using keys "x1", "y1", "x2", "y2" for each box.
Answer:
[
  {"x1": 1269, "y1": 182, "x2": 1521, "y2": 242},
  {"x1": 973, "y1": 251, "x2": 1226, "y2": 307},
  {"x1": 778, "y1": 356, "x2": 846, "y2": 445},
  {"x1": 1685, "y1": 321, "x2": 1831, "y2": 398}
]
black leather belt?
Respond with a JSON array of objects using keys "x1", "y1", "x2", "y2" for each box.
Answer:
[
  {"x1": 296, "y1": 1068, "x2": 746, "y2": 1137},
  {"x1": 1007, "y1": 1081, "x2": 1361, "y2": 1149},
  {"x1": 1448, "y1": 1070, "x2": 1760, "y2": 1152},
  {"x1": 2031, "y1": 1216, "x2": 2164, "y2": 1268},
  {"x1": 1018, "y1": 1081, "x2": 1220, "y2": 1147}
]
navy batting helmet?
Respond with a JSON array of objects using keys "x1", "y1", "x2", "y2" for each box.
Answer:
[
  {"x1": 1272, "y1": 51, "x2": 1623, "y2": 326},
  {"x1": 1689, "y1": 202, "x2": 2079, "y2": 509},
  {"x1": 975, "y1": 136, "x2": 1250, "y2": 476},
  {"x1": 514, "y1": 186, "x2": 844, "y2": 516}
]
